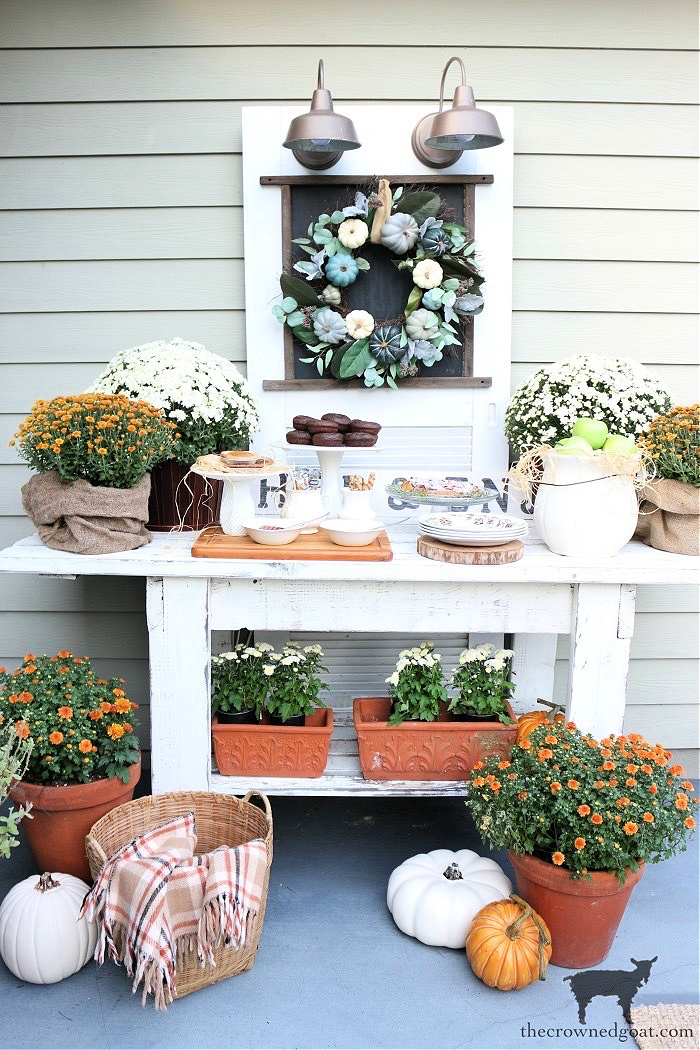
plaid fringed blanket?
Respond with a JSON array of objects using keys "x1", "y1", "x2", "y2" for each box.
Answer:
[{"x1": 81, "y1": 811, "x2": 267, "y2": 1009}]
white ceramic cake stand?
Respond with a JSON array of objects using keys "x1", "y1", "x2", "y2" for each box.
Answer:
[
  {"x1": 191, "y1": 462, "x2": 288, "y2": 536},
  {"x1": 276, "y1": 442, "x2": 382, "y2": 518}
]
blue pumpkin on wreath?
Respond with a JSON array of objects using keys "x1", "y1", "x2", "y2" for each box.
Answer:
[{"x1": 271, "y1": 178, "x2": 485, "y2": 388}]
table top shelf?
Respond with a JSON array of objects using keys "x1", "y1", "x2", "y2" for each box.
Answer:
[{"x1": 0, "y1": 526, "x2": 696, "y2": 586}]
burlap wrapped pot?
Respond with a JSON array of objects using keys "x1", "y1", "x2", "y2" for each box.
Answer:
[{"x1": 635, "y1": 479, "x2": 700, "y2": 556}]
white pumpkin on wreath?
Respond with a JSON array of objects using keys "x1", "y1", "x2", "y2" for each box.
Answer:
[{"x1": 272, "y1": 179, "x2": 485, "y2": 388}]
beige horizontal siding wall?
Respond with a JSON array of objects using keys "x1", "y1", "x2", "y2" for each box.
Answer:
[{"x1": 0, "y1": 0, "x2": 698, "y2": 771}]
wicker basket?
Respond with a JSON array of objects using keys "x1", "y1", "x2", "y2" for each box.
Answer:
[{"x1": 85, "y1": 790, "x2": 273, "y2": 999}]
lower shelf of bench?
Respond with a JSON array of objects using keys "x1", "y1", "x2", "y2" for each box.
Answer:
[{"x1": 210, "y1": 711, "x2": 469, "y2": 797}]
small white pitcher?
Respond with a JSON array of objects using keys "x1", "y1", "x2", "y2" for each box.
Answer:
[
  {"x1": 273, "y1": 486, "x2": 331, "y2": 531},
  {"x1": 340, "y1": 488, "x2": 374, "y2": 520}
]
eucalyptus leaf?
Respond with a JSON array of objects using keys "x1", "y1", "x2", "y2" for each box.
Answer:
[
  {"x1": 355, "y1": 257, "x2": 371, "y2": 271},
  {"x1": 330, "y1": 210, "x2": 345, "y2": 224},
  {"x1": 272, "y1": 305, "x2": 286, "y2": 322},
  {"x1": 316, "y1": 357, "x2": 325, "y2": 375},
  {"x1": 317, "y1": 213, "x2": 331, "y2": 225},
  {"x1": 338, "y1": 338, "x2": 372, "y2": 379},
  {"x1": 324, "y1": 347, "x2": 333, "y2": 366},
  {"x1": 392, "y1": 186, "x2": 404, "y2": 201},
  {"x1": 313, "y1": 227, "x2": 333, "y2": 245},
  {"x1": 325, "y1": 237, "x2": 340, "y2": 257},
  {"x1": 286, "y1": 310, "x2": 305, "y2": 327},
  {"x1": 398, "y1": 191, "x2": 441, "y2": 225},
  {"x1": 281, "y1": 296, "x2": 299, "y2": 312},
  {"x1": 297, "y1": 244, "x2": 316, "y2": 256},
  {"x1": 386, "y1": 374, "x2": 398, "y2": 390},
  {"x1": 299, "y1": 356, "x2": 314, "y2": 363},
  {"x1": 280, "y1": 274, "x2": 324, "y2": 307},
  {"x1": 292, "y1": 237, "x2": 312, "y2": 245},
  {"x1": 443, "y1": 278, "x2": 460, "y2": 291}
]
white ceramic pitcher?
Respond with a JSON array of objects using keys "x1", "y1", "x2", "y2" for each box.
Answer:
[
  {"x1": 273, "y1": 485, "x2": 330, "y2": 528},
  {"x1": 533, "y1": 451, "x2": 638, "y2": 558}
]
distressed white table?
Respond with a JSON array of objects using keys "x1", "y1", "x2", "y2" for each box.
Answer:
[{"x1": 0, "y1": 526, "x2": 696, "y2": 796}]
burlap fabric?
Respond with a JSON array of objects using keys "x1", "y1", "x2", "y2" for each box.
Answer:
[
  {"x1": 635, "y1": 479, "x2": 700, "y2": 556},
  {"x1": 22, "y1": 471, "x2": 152, "y2": 555}
]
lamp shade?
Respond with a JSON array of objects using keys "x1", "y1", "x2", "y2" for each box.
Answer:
[
  {"x1": 424, "y1": 85, "x2": 503, "y2": 151},
  {"x1": 412, "y1": 56, "x2": 503, "y2": 168},
  {"x1": 283, "y1": 62, "x2": 360, "y2": 169}
]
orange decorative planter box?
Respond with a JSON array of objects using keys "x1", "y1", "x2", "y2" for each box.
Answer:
[
  {"x1": 353, "y1": 698, "x2": 516, "y2": 781},
  {"x1": 212, "y1": 709, "x2": 333, "y2": 778}
]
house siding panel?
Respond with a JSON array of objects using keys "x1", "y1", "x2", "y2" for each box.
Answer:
[{"x1": 0, "y1": 0, "x2": 697, "y2": 772}]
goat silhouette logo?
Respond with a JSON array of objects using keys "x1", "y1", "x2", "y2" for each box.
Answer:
[{"x1": 564, "y1": 957, "x2": 657, "y2": 1023}]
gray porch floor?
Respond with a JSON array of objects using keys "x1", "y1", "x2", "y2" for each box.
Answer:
[{"x1": 1, "y1": 791, "x2": 698, "y2": 1050}]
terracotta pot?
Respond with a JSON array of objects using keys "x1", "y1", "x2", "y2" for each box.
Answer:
[
  {"x1": 10, "y1": 759, "x2": 141, "y2": 881},
  {"x1": 148, "y1": 460, "x2": 222, "y2": 531},
  {"x1": 353, "y1": 698, "x2": 516, "y2": 781},
  {"x1": 508, "y1": 850, "x2": 645, "y2": 969},
  {"x1": 212, "y1": 710, "x2": 333, "y2": 778}
]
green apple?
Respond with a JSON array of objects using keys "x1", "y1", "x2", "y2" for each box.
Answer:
[
  {"x1": 571, "y1": 416, "x2": 609, "y2": 449},
  {"x1": 554, "y1": 436, "x2": 594, "y2": 456},
  {"x1": 603, "y1": 433, "x2": 638, "y2": 455}
]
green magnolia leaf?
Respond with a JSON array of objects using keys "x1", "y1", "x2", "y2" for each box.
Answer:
[
  {"x1": 291, "y1": 324, "x2": 318, "y2": 346},
  {"x1": 404, "y1": 286, "x2": 423, "y2": 317},
  {"x1": 338, "y1": 338, "x2": 372, "y2": 378},
  {"x1": 329, "y1": 344, "x2": 350, "y2": 379},
  {"x1": 280, "y1": 274, "x2": 324, "y2": 307},
  {"x1": 398, "y1": 191, "x2": 441, "y2": 225}
]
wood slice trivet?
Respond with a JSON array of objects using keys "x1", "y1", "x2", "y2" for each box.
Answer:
[{"x1": 417, "y1": 536, "x2": 524, "y2": 565}]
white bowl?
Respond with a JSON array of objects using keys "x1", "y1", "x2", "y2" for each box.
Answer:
[
  {"x1": 320, "y1": 518, "x2": 385, "y2": 547},
  {"x1": 243, "y1": 517, "x2": 301, "y2": 545}
]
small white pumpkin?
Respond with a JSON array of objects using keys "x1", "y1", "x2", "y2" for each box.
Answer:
[
  {"x1": 345, "y1": 309, "x2": 375, "y2": 340},
  {"x1": 337, "y1": 218, "x2": 369, "y2": 249},
  {"x1": 412, "y1": 259, "x2": 444, "y2": 290},
  {"x1": 380, "y1": 212, "x2": 420, "y2": 254},
  {"x1": 387, "y1": 849, "x2": 512, "y2": 949},
  {"x1": 0, "y1": 872, "x2": 97, "y2": 983}
]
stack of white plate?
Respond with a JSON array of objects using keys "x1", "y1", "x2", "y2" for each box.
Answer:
[{"x1": 419, "y1": 512, "x2": 529, "y2": 547}]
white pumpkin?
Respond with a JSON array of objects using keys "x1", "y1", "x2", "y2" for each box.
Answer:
[
  {"x1": 412, "y1": 259, "x2": 444, "y2": 290},
  {"x1": 0, "y1": 872, "x2": 97, "y2": 983},
  {"x1": 345, "y1": 309, "x2": 375, "y2": 340},
  {"x1": 337, "y1": 218, "x2": 369, "y2": 249},
  {"x1": 387, "y1": 849, "x2": 512, "y2": 949}
]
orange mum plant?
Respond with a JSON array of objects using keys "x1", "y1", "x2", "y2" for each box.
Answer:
[
  {"x1": 465, "y1": 721, "x2": 697, "y2": 882},
  {"x1": 12, "y1": 393, "x2": 177, "y2": 489},
  {"x1": 0, "y1": 652, "x2": 139, "y2": 785},
  {"x1": 639, "y1": 403, "x2": 700, "y2": 487}
]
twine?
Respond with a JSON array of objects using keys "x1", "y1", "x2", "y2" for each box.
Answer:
[{"x1": 508, "y1": 445, "x2": 653, "y2": 506}]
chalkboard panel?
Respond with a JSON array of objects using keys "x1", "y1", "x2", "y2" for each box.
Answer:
[{"x1": 274, "y1": 176, "x2": 486, "y2": 385}]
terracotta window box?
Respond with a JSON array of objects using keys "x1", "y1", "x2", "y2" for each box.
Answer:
[
  {"x1": 353, "y1": 697, "x2": 516, "y2": 781},
  {"x1": 212, "y1": 709, "x2": 333, "y2": 778}
]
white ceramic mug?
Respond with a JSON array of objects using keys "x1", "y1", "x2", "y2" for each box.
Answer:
[{"x1": 341, "y1": 488, "x2": 374, "y2": 520}]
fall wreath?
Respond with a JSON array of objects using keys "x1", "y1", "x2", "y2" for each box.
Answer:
[{"x1": 272, "y1": 179, "x2": 484, "y2": 388}]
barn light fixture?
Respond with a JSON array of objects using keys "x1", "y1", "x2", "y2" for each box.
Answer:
[
  {"x1": 411, "y1": 56, "x2": 503, "y2": 168},
  {"x1": 283, "y1": 60, "x2": 361, "y2": 170}
]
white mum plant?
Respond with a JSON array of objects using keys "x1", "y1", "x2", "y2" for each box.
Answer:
[
  {"x1": 504, "y1": 354, "x2": 672, "y2": 456},
  {"x1": 88, "y1": 337, "x2": 260, "y2": 462}
]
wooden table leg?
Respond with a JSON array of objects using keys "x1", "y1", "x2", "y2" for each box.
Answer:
[
  {"x1": 146, "y1": 576, "x2": 211, "y2": 792},
  {"x1": 567, "y1": 582, "x2": 636, "y2": 738}
]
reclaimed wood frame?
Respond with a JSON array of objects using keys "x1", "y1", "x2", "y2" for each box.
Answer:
[{"x1": 260, "y1": 173, "x2": 494, "y2": 392}]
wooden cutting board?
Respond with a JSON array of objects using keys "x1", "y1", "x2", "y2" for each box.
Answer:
[
  {"x1": 192, "y1": 526, "x2": 393, "y2": 561},
  {"x1": 417, "y1": 536, "x2": 524, "y2": 565}
]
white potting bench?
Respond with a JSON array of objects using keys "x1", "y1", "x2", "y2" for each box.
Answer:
[{"x1": 0, "y1": 525, "x2": 696, "y2": 797}]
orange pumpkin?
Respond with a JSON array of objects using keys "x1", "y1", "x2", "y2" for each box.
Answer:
[
  {"x1": 466, "y1": 894, "x2": 552, "y2": 991},
  {"x1": 515, "y1": 700, "x2": 565, "y2": 744}
]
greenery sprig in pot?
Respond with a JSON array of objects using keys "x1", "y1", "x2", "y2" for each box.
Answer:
[
  {"x1": 448, "y1": 644, "x2": 515, "y2": 724},
  {"x1": 0, "y1": 651, "x2": 142, "y2": 879},
  {"x1": 0, "y1": 722, "x2": 33, "y2": 860},
  {"x1": 385, "y1": 641, "x2": 447, "y2": 725},
  {"x1": 211, "y1": 642, "x2": 275, "y2": 724},
  {"x1": 263, "y1": 643, "x2": 328, "y2": 726},
  {"x1": 464, "y1": 721, "x2": 698, "y2": 966},
  {"x1": 13, "y1": 393, "x2": 178, "y2": 554}
]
